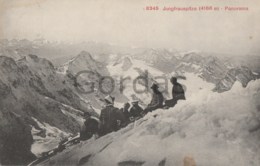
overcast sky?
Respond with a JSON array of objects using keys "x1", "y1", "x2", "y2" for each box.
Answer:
[{"x1": 1, "y1": 0, "x2": 260, "y2": 55}]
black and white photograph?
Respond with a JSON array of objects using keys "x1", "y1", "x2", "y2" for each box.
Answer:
[{"x1": 0, "y1": 0, "x2": 260, "y2": 165}]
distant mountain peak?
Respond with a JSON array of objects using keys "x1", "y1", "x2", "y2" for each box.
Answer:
[
  {"x1": 77, "y1": 51, "x2": 94, "y2": 60},
  {"x1": 58, "y1": 51, "x2": 109, "y2": 76},
  {"x1": 182, "y1": 52, "x2": 203, "y2": 63},
  {"x1": 0, "y1": 55, "x2": 16, "y2": 64},
  {"x1": 67, "y1": 51, "x2": 97, "y2": 66},
  {"x1": 135, "y1": 48, "x2": 174, "y2": 65},
  {"x1": 112, "y1": 55, "x2": 133, "y2": 71},
  {"x1": 15, "y1": 54, "x2": 55, "y2": 73},
  {"x1": 27, "y1": 54, "x2": 40, "y2": 62},
  {"x1": 144, "y1": 48, "x2": 159, "y2": 55},
  {"x1": 0, "y1": 56, "x2": 18, "y2": 72}
]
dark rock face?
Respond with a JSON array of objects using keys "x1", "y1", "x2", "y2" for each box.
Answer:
[
  {"x1": 133, "y1": 49, "x2": 179, "y2": 73},
  {"x1": 118, "y1": 160, "x2": 145, "y2": 166},
  {"x1": 0, "y1": 52, "x2": 117, "y2": 165},
  {"x1": 59, "y1": 51, "x2": 123, "y2": 106},
  {"x1": 0, "y1": 55, "x2": 94, "y2": 165},
  {"x1": 64, "y1": 51, "x2": 109, "y2": 76},
  {"x1": 0, "y1": 111, "x2": 36, "y2": 165},
  {"x1": 200, "y1": 56, "x2": 228, "y2": 84},
  {"x1": 214, "y1": 66, "x2": 257, "y2": 92},
  {"x1": 122, "y1": 57, "x2": 133, "y2": 71},
  {"x1": 0, "y1": 79, "x2": 12, "y2": 98},
  {"x1": 78, "y1": 154, "x2": 93, "y2": 166},
  {"x1": 171, "y1": 53, "x2": 257, "y2": 92},
  {"x1": 182, "y1": 52, "x2": 203, "y2": 64}
]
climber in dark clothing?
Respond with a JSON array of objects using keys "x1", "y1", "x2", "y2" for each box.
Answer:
[
  {"x1": 117, "y1": 102, "x2": 131, "y2": 127},
  {"x1": 122, "y1": 103, "x2": 131, "y2": 121},
  {"x1": 165, "y1": 77, "x2": 186, "y2": 107},
  {"x1": 99, "y1": 95, "x2": 120, "y2": 136},
  {"x1": 80, "y1": 112, "x2": 99, "y2": 141},
  {"x1": 144, "y1": 83, "x2": 164, "y2": 113},
  {"x1": 129, "y1": 100, "x2": 143, "y2": 120}
]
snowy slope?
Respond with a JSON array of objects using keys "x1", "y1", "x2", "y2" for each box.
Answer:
[
  {"x1": 30, "y1": 117, "x2": 71, "y2": 157},
  {"x1": 41, "y1": 78, "x2": 260, "y2": 166},
  {"x1": 131, "y1": 48, "x2": 180, "y2": 73},
  {"x1": 107, "y1": 56, "x2": 167, "y2": 105},
  {"x1": 107, "y1": 55, "x2": 216, "y2": 107},
  {"x1": 108, "y1": 56, "x2": 163, "y2": 78}
]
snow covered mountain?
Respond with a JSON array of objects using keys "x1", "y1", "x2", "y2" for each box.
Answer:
[
  {"x1": 107, "y1": 56, "x2": 170, "y2": 106},
  {"x1": 108, "y1": 50, "x2": 258, "y2": 94},
  {"x1": 57, "y1": 51, "x2": 109, "y2": 76},
  {"x1": 107, "y1": 51, "x2": 258, "y2": 105},
  {"x1": 0, "y1": 39, "x2": 146, "y2": 65},
  {"x1": 40, "y1": 78, "x2": 260, "y2": 166},
  {"x1": 132, "y1": 49, "x2": 180, "y2": 73},
  {"x1": 161, "y1": 52, "x2": 257, "y2": 92},
  {"x1": 214, "y1": 66, "x2": 258, "y2": 92},
  {"x1": 0, "y1": 40, "x2": 259, "y2": 165},
  {"x1": 57, "y1": 51, "x2": 128, "y2": 109}
]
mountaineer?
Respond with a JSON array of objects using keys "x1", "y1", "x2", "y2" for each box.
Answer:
[
  {"x1": 80, "y1": 112, "x2": 99, "y2": 141},
  {"x1": 129, "y1": 100, "x2": 144, "y2": 120},
  {"x1": 165, "y1": 77, "x2": 186, "y2": 107},
  {"x1": 99, "y1": 95, "x2": 120, "y2": 136},
  {"x1": 144, "y1": 83, "x2": 164, "y2": 113},
  {"x1": 117, "y1": 102, "x2": 131, "y2": 127}
]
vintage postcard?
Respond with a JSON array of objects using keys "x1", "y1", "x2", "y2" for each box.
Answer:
[{"x1": 0, "y1": 0, "x2": 259, "y2": 165}]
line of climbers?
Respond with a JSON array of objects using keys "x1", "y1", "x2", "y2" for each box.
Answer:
[{"x1": 80, "y1": 76, "x2": 186, "y2": 141}]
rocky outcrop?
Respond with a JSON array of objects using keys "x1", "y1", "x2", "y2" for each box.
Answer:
[
  {"x1": 0, "y1": 55, "x2": 94, "y2": 165},
  {"x1": 0, "y1": 111, "x2": 36, "y2": 165},
  {"x1": 58, "y1": 51, "x2": 119, "y2": 106},
  {"x1": 199, "y1": 56, "x2": 228, "y2": 84},
  {"x1": 172, "y1": 53, "x2": 257, "y2": 92},
  {"x1": 59, "y1": 51, "x2": 109, "y2": 76},
  {"x1": 133, "y1": 49, "x2": 180, "y2": 73},
  {"x1": 214, "y1": 66, "x2": 257, "y2": 92}
]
